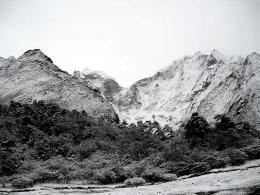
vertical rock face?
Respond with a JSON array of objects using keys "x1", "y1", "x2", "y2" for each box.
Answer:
[
  {"x1": 73, "y1": 68, "x2": 122, "y2": 101},
  {"x1": 113, "y1": 50, "x2": 260, "y2": 130},
  {"x1": 200, "y1": 52, "x2": 260, "y2": 129},
  {"x1": 1, "y1": 49, "x2": 259, "y2": 129},
  {"x1": 0, "y1": 49, "x2": 118, "y2": 121}
]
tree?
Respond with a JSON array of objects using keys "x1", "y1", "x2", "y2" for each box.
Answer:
[
  {"x1": 162, "y1": 125, "x2": 175, "y2": 138},
  {"x1": 184, "y1": 112, "x2": 210, "y2": 147},
  {"x1": 214, "y1": 114, "x2": 235, "y2": 130}
]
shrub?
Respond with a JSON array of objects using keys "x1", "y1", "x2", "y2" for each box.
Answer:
[
  {"x1": 141, "y1": 167, "x2": 167, "y2": 182},
  {"x1": 204, "y1": 155, "x2": 226, "y2": 169},
  {"x1": 81, "y1": 152, "x2": 115, "y2": 169},
  {"x1": 57, "y1": 166, "x2": 72, "y2": 183},
  {"x1": 111, "y1": 165, "x2": 127, "y2": 182},
  {"x1": 0, "y1": 152, "x2": 20, "y2": 176},
  {"x1": 0, "y1": 176, "x2": 11, "y2": 187},
  {"x1": 161, "y1": 173, "x2": 177, "y2": 182},
  {"x1": 163, "y1": 137, "x2": 190, "y2": 162},
  {"x1": 124, "y1": 177, "x2": 145, "y2": 186},
  {"x1": 17, "y1": 160, "x2": 38, "y2": 174},
  {"x1": 146, "y1": 153, "x2": 165, "y2": 167},
  {"x1": 94, "y1": 168, "x2": 116, "y2": 184},
  {"x1": 124, "y1": 161, "x2": 147, "y2": 178},
  {"x1": 34, "y1": 169, "x2": 59, "y2": 183},
  {"x1": 79, "y1": 168, "x2": 94, "y2": 180},
  {"x1": 11, "y1": 176, "x2": 34, "y2": 188},
  {"x1": 227, "y1": 149, "x2": 249, "y2": 166},
  {"x1": 159, "y1": 161, "x2": 191, "y2": 177},
  {"x1": 176, "y1": 167, "x2": 191, "y2": 177},
  {"x1": 243, "y1": 144, "x2": 260, "y2": 160},
  {"x1": 73, "y1": 140, "x2": 98, "y2": 160},
  {"x1": 190, "y1": 162, "x2": 211, "y2": 174}
]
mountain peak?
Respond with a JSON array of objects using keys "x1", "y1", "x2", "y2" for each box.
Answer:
[
  {"x1": 74, "y1": 68, "x2": 122, "y2": 99},
  {"x1": 210, "y1": 49, "x2": 227, "y2": 62},
  {"x1": 194, "y1": 51, "x2": 203, "y2": 56},
  {"x1": 7, "y1": 56, "x2": 16, "y2": 61},
  {"x1": 245, "y1": 52, "x2": 260, "y2": 64},
  {"x1": 73, "y1": 70, "x2": 85, "y2": 79},
  {"x1": 81, "y1": 68, "x2": 114, "y2": 80},
  {"x1": 0, "y1": 50, "x2": 118, "y2": 121},
  {"x1": 18, "y1": 49, "x2": 53, "y2": 63}
]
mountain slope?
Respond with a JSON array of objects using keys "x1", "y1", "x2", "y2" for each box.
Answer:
[
  {"x1": 113, "y1": 50, "x2": 260, "y2": 129},
  {"x1": 0, "y1": 49, "x2": 117, "y2": 121},
  {"x1": 73, "y1": 68, "x2": 122, "y2": 100},
  {"x1": 198, "y1": 52, "x2": 260, "y2": 127}
]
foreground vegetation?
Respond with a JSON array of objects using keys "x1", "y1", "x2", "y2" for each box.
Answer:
[{"x1": 0, "y1": 101, "x2": 260, "y2": 188}]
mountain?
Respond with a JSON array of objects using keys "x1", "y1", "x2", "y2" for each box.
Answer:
[
  {"x1": 73, "y1": 68, "x2": 122, "y2": 101},
  {"x1": 1, "y1": 49, "x2": 259, "y2": 129},
  {"x1": 0, "y1": 49, "x2": 118, "y2": 121},
  {"x1": 112, "y1": 50, "x2": 260, "y2": 130}
]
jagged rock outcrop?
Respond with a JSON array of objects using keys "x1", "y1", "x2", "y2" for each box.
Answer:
[
  {"x1": 2, "y1": 49, "x2": 259, "y2": 129},
  {"x1": 73, "y1": 68, "x2": 122, "y2": 101},
  {"x1": 113, "y1": 50, "x2": 260, "y2": 130},
  {"x1": 198, "y1": 52, "x2": 260, "y2": 128},
  {"x1": 0, "y1": 49, "x2": 118, "y2": 121}
]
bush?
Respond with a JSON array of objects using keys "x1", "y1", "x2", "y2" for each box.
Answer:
[
  {"x1": 81, "y1": 152, "x2": 116, "y2": 169},
  {"x1": 94, "y1": 168, "x2": 117, "y2": 184},
  {"x1": 73, "y1": 140, "x2": 98, "y2": 160},
  {"x1": 124, "y1": 161, "x2": 147, "y2": 178},
  {"x1": 0, "y1": 152, "x2": 20, "y2": 176},
  {"x1": 17, "y1": 160, "x2": 38, "y2": 174},
  {"x1": 204, "y1": 155, "x2": 226, "y2": 169},
  {"x1": 111, "y1": 165, "x2": 127, "y2": 182},
  {"x1": 34, "y1": 169, "x2": 59, "y2": 183},
  {"x1": 141, "y1": 167, "x2": 167, "y2": 182},
  {"x1": 243, "y1": 144, "x2": 260, "y2": 160},
  {"x1": 159, "y1": 161, "x2": 191, "y2": 177},
  {"x1": 145, "y1": 153, "x2": 165, "y2": 167},
  {"x1": 190, "y1": 162, "x2": 211, "y2": 174},
  {"x1": 227, "y1": 149, "x2": 249, "y2": 166},
  {"x1": 79, "y1": 168, "x2": 94, "y2": 180},
  {"x1": 11, "y1": 176, "x2": 34, "y2": 188},
  {"x1": 0, "y1": 176, "x2": 11, "y2": 186},
  {"x1": 56, "y1": 166, "x2": 72, "y2": 183},
  {"x1": 124, "y1": 177, "x2": 145, "y2": 186},
  {"x1": 161, "y1": 173, "x2": 177, "y2": 182}
]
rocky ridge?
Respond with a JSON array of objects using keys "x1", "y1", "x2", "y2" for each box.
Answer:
[
  {"x1": 73, "y1": 68, "x2": 122, "y2": 101},
  {"x1": 1, "y1": 49, "x2": 259, "y2": 129},
  {"x1": 112, "y1": 50, "x2": 260, "y2": 129},
  {"x1": 0, "y1": 49, "x2": 118, "y2": 121}
]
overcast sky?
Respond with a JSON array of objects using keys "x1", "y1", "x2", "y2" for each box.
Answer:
[{"x1": 0, "y1": 0, "x2": 260, "y2": 86}]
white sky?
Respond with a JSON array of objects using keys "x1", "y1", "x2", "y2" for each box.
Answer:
[{"x1": 0, "y1": 0, "x2": 260, "y2": 87}]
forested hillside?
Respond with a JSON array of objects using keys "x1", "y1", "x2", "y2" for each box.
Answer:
[{"x1": 0, "y1": 101, "x2": 260, "y2": 188}]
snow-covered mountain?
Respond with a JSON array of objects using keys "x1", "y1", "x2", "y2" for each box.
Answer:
[
  {"x1": 112, "y1": 50, "x2": 260, "y2": 130},
  {"x1": 73, "y1": 68, "x2": 122, "y2": 101},
  {"x1": 0, "y1": 49, "x2": 118, "y2": 121}
]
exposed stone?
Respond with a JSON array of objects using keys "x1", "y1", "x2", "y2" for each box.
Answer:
[
  {"x1": 0, "y1": 50, "x2": 118, "y2": 121},
  {"x1": 112, "y1": 50, "x2": 260, "y2": 130}
]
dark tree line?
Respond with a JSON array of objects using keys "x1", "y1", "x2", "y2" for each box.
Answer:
[{"x1": 0, "y1": 101, "x2": 259, "y2": 187}]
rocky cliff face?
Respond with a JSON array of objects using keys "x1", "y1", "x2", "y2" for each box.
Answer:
[
  {"x1": 2, "y1": 49, "x2": 259, "y2": 129},
  {"x1": 73, "y1": 68, "x2": 122, "y2": 101},
  {"x1": 0, "y1": 49, "x2": 118, "y2": 121},
  {"x1": 113, "y1": 50, "x2": 260, "y2": 130}
]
